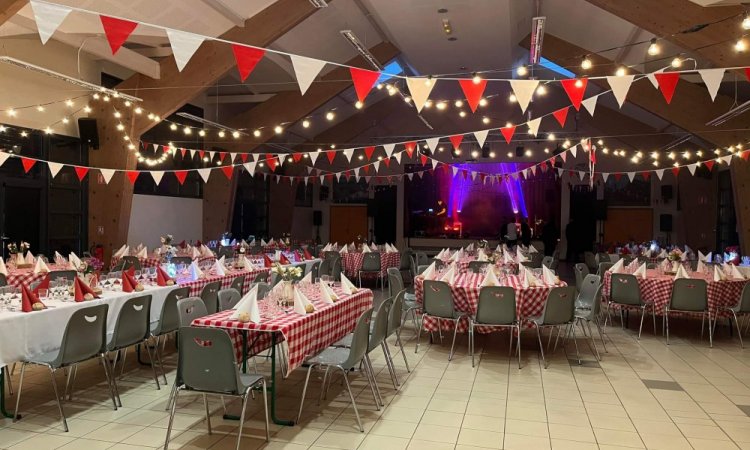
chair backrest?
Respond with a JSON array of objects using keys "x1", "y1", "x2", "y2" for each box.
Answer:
[
  {"x1": 59, "y1": 304, "x2": 109, "y2": 366},
  {"x1": 324, "y1": 251, "x2": 339, "y2": 261},
  {"x1": 574, "y1": 263, "x2": 589, "y2": 292},
  {"x1": 387, "y1": 290, "x2": 406, "y2": 336},
  {"x1": 0, "y1": 273, "x2": 6, "y2": 287},
  {"x1": 177, "y1": 327, "x2": 242, "y2": 395},
  {"x1": 310, "y1": 260, "x2": 321, "y2": 280},
  {"x1": 331, "y1": 257, "x2": 342, "y2": 281},
  {"x1": 576, "y1": 275, "x2": 602, "y2": 319},
  {"x1": 539, "y1": 286, "x2": 576, "y2": 325},
  {"x1": 218, "y1": 288, "x2": 241, "y2": 311},
  {"x1": 399, "y1": 250, "x2": 412, "y2": 270},
  {"x1": 256, "y1": 282, "x2": 271, "y2": 299},
  {"x1": 475, "y1": 286, "x2": 516, "y2": 325},
  {"x1": 369, "y1": 297, "x2": 392, "y2": 352},
  {"x1": 584, "y1": 252, "x2": 597, "y2": 271},
  {"x1": 200, "y1": 281, "x2": 222, "y2": 314},
  {"x1": 171, "y1": 256, "x2": 192, "y2": 266},
  {"x1": 738, "y1": 283, "x2": 750, "y2": 313},
  {"x1": 110, "y1": 295, "x2": 152, "y2": 350},
  {"x1": 387, "y1": 267, "x2": 404, "y2": 297},
  {"x1": 361, "y1": 252, "x2": 381, "y2": 272},
  {"x1": 416, "y1": 264, "x2": 430, "y2": 275},
  {"x1": 177, "y1": 297, "x2": 208, "y2": 327},
  {"x1": 340, "y1": 308, "x2": 374, "y2": 370},
  {"x1": 670, "y1": 278, "x2": 708, "y2": 312},
  {"x1": 596, "y1": 252, "x2": 611, "y2": 264},
  {"x1": 542, "y1": 256, "x2": 554, "y2": 269},
  {"x1": 230, "y1": 275, "x2": 245, "y2": 296},
  {"x1": 154, "y1": 286, "x2": 189, "y2": 336},
  {"x1": 318, "y1": 258, "x2": 332, "y2": 277},
  {"x1": 121, "y1": 256, "x2": 142, "y2": 270},
  {"x1": 253, "y1": 271, "x2": 269, "y2": 283},
  {"x1": 423, "y1": 280, "x2": 455, "y2": 319},
  {"x1": 596, "y1": 262, "x2": 613, "y2": 277},
  {"x1": 49, "y1": 270, "x2": 78, "y2": 283},
  {"x1": 415, "y1": 251, "x2": 429, "y2": 266},
  {"x1": 610, "y1": 274, "x2": 642, "y2": 306},
  {"x1": 217, "y1": 247, "x2": 234, "y2": 259},
  {"x1": 468, "y1": 261, "x2": 490, "y2": 273}
]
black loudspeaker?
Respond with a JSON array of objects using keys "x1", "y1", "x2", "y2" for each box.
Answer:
[
  {"x1": 661, "y1": 185, "x2": 673, "y2": 201},
  {"x1": 660, "y1": 214, "x2": 673, "y2": 232},
  {"x1": 594, "y1": 200, "x2": 608, "y2": 220},
  {"x1": 367, "y1": 199, "x2": 377, "y2": 217},
  {"x1": 313, "y1": 210, "x2": 322, "y2": 226},
  {"x1": 78, "y1": 118, "x2": 99, "y2": 149},
  {"x1": 515, "y1": 146, "x2": 524, "y2": 157}
]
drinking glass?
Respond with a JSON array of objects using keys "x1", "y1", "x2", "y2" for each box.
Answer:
[{"x1": 38, "y1": 289, "x2": 48, "y2": 303}]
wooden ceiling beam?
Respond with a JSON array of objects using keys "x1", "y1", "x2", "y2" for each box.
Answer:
[{"x1": 0, "y1": 0, "x2": 25, "y2": 26}]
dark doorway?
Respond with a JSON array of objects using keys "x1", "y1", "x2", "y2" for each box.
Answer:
[
  {"x1": 2, "y1": 184, "x2": 42, "y2": 258},
  {"x1": 373, "y1": 186, "x2": 397, "y2": 244}
]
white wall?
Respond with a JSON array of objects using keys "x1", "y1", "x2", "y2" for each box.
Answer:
[{"x1": 127, "y1": 194, "x2": 203, "y2": 248}]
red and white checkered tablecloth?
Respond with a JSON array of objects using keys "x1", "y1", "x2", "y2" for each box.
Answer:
[
  {"x1": 110, "y1": 254, "x2": 216, "y2": 269},
  {"x1": 6, "y1": 264, "x2": 74, "y2": 288},
  {"x1": 341, "y1": 252, "x2": 400, "y2": 277},
  {"x1": 191, "y1": 285, "x2": 373, "y2": 376},
  {"x1": 414, "y1": 273, "x2": 565, "y2": 333},
  {"x1": 603, "y1": 270, "x2": 749, "y2": 317},
  {"x1": 176, "y1": 267, "x2": 269, "y2": 297}
]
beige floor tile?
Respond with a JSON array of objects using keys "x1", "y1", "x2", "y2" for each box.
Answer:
[
  {"x1": 504, "y1": 418, "x2": 550, "y2": 437},
  {"x1": 358, "y1": 434, "x2": 410, "y2": 450},
  {"x1": 676, "y1": 423, "x2": 731, "y2": 440},
  {"x1": 550, "y1": 439, "x2": 600, "y2": 450},
  {"x1": 369, "y1": 419, "x2": 417, "y2": 438},
  {"x1": 502, "y1": 433, "x2": 551, "y2": 450},
  {"x1": 411, "y1": 423, "x2": 460, "y2": 444},
  {"x1": 84, "y1": 422, "x2": 144, "y2": 443},
  {"x1": 687, "y1": 437, "x2": 740, "y2": 450},
  {"x1": 456, "y1": 428, "x2": 503, "y2": 448},
  {"x1": 593, "y1": 428, "x2": 645, "y2": 448},
  {"x1": 461, "y1": 414, "x2": 505, "y2": 432},
  {"x1": 419, "y1": 410, "x2": 464, "y2": 427},
  {"x1": 311, "y1": 430, "x2": 365, "y2": 450},
  {"x1": 406, "y1": 440, "x2": 456, "y2": 450},
  {"x1": 548, "y1": 423, "x2": 596, "y2": 442},
  {"x1": 638, "y1": 432, "x2": 693, "y2": 450},
  {"x1": 8, "y1": 433, "x2": 76, "y2": 450}
]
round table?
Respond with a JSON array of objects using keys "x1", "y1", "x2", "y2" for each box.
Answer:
[{"x1": 341, "y1": 251, "x2": 400, "y2": 278}]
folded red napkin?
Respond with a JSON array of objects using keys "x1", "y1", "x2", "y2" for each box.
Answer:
[
  {"x1": 196, "y1": 240, "x2": 202, "y2": 247},
  {"x1": 122, "y1": 271, "x2": 137, "y2": 293},
  {"x1": 279, "y1": 254, "x2": 291, "y2": 265},
  {"x1": 74, "y1": 277, "x2": 99, "y2": 302},
  {"x1": 263, "y1": 254, "x2": 273, "y2": 268},
  {"x1": 32, "y1": 274, "x2": 50, "y2": 296},
  {"x1": 126, "y1": 266, "x2": 135, "y2": 277},
  {"x1": 303, "y1": 248, "x2": 313, "y2": 260},
  {"x1": 22, "y1": 283, "x2": 46, "y2": 312},
  {"x1": 156, "y1": 266, "x2": 173, "y2": 286}
]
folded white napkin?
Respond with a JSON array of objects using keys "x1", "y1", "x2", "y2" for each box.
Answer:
[
  {"x1": 0, "y1": 257, "x2": 7, "y2": 276},
  {"x1": 318, "y1": 281, "x2": 336, "y2": 304},
  {"x1": 714, "y1": 265, "x2": 725, "y2": 282},
  {"x1": 658, "y1": 249, "x2": 668, "y2": 259},
  {"x1": 300, "y1": 271, "x2": 312, "y2": 283},
  {"x1": 440, "y1": 266, "x2": 456, "y2": 284},
  {"x1": 340, "y1": 246, "x2": 349, "y2": 254},
  {"x1": 503, "y1": 251, "x2": 515, "y2": 264},
  {"x1": 212, "y1": 258, "x2": 226, "y2": 276},
  {"x1": 698, "y1": 250, "x2": 707, "y2": 262},
  {"x1": 189, "y1": 261, "x2": 204, "y2": 281},
  {"x1": 495, "y1": 244, "x2": 502, "y2": 253},
  {"x1": 633, "y1": 263, "x2": 648, "y2": 278},
  {"x1": 274, "y1": 250, "x2": 282, "y2": 261},
  {"x1": 435, "y1": 249, "x2": 444, "y2": 259},
  {"x1": 705, "y1": 252, "x2": 713, "y2": 263},
  {"x1": 671, "y1": 261, "x2": 680, "y2": 273},
  {"x1": 321, "y1": 243, "x2": 330, "y2": 252},
  {"x1": 696, "y1": 260, "x2": 707, "y2": 273},
  {"x1": 191, "y1": 246, "x2": 201, "y2": 259},
  {"x1": 542, "y1": 265, "x2": 557, "y2": 285},
  {"x1": 674, "y1": 265, "x2": 690, "y2": 280},
  {"x1": 680, "y1": 251, "x2": 688, "y2": 262},
  {"x1": 268, "y1": 238, "x2": 275, "y2": 245},
  {"x1": 231, "y1": 284, "x2": 260, "y2": 322},
  {"x1": 113, "y1": 245, "x2": 127, "y2": 258},
  {"x1": 609, "y1": 259, "x2": 625, "y2": 274},
  {"x1": 481, "y1": 268, "x2": 500, "y2": 287},
  {"x1": 136, "y1": 243, "x2": 144, "y2": 252},
  {"x1": 230, "y1": 239, "x2": 237, "y2": 246},
  {"x1": 33, "y1": 257, "x2": 49, "y2": 274},
  {"x1": 450, "y1": 251, "x2": 460, "y2": 262},
  {"x1": 248, "y1": 239, "x2": 255, "y2": 246},
  {"x1": 340, "y1": 273, "x2": 358, "y2": 294},
  {"x1": 137, "y1": 247, "x2": 148, "y2": 258},
  {"x1": 529, "y1": 245, "x2": 538, "y2": 254},
  {"x1": 202, "y1": 246, "x2": 214, "y2": 257},
  {"x1": 362, "y1": 245, "x2": 370, "y2": 253},
  {"x1": 293, "y1": 288, "x2": 313, "y2": 314},
  {"x1": 421, "y1": 262, "x2": 436, "y2": 280},
  {"x1": 25, "y1": 252, "x2": 34, "y2": 265},
  {"x1": 516, "y1": 247, "x2": 528, "y2": 263},
  {"x1": 626, "y1": 259, "x2": 639, "y2": 271},
  {"x1": 15, "y1": 253, "x2": 25, "y2": 266},
  {"x1": 261, "y1": 239, "x2": 268, "y2": 247},
  {"x1": 477, "y1": 252, "x2": 487, "y2": 262},
  {"x1": 524, "y1": 267, "x2": 541, "y2": 287},
  {"x1": 466, "y1": 243, "x2": 474, "y2": 251},
  {"x1": 729, "y1": 264, "x2": 745, "y2": 280}
]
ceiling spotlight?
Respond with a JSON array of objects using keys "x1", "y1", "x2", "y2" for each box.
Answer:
[
  {"x1": 671, "y1": 57, "x2": 682, "y2": 68},
  {"x1": 489, "y1": 151, "x2": 496, "y2": 158},
  {"x1": 525, "y1": 149, "x2": 532, "y2": 157},
  {"x1": 536, "y1": 85, "x2": 547, "y2": 96},
  {"x1": 647, "y1": 38, "x2": 660, "y2": 56},
  {"x1": 326, "y1": 111, "x2": 335, "y2": 121},
  {"x1": 581, "y1": 56, "x2": 592, "y2": 70},
  {"x1": 20, "y1": 130, "x2": 28, "y2": 137},
  {"x1": 169, "y1": 123, "x2": 177, "y2": 131},
  {"x1": 424, "y1": 100, "x2": 433, "y2": 109},
  {"x1": 616, "y1": 66, "x2": 627, "y2": 77},
  {"x1": 232, "y1": 130, "x2": 241, "y2": 138},
  {"x1": 274, "y1": 125, "x2": 283, "y2": 134},
  {"x1": 454, "y1": 100, "x2": 464, "y2": 108},
  {"x1": 218, "y1": 130, "x2": 226, "y2": 138},
  {"x1": 302, "y1": 119, "x2": 310, "y2": 128},
  {"x1": 354, "y1": 101, "x2": 363, "y2": 109},
  {"x1": 548, "y1": 133, "x2": 556, "y2": 141},
  {"x1": 516, "y1": 65, "x2": 528, "y2": 76},
  {"x1": 471, "y1": 150, "x2": 479, "y2": 158}
]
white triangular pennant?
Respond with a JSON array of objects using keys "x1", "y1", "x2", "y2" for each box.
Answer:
[
  {"x1": 627, "y1": 172, "x2": 635, "y2": 182},
  {"x1": 335, "y1": 173, "x2": 341, "y2": 182},
  {"x1": 393, "y1": 152, "x2": 402, "y2": 164},
  {"x1": 471, "y1": 171, "x2": 477, "y2": 181},
  {"x1": 308, "y1": 152, "x2": 320, "y2": 165},
  {"x1": 557, "y1": 168, "x2": 564, "y2": 177},
  {"x1": 373, "y1": 160, "x2": 380, "y2": 172},
  {"x1": 582, "y1": 95, "x2": 598, "y2": 116},
  {"x1": 698, "y1": 68, "x2": 725, "y2": 101},
  {"x1": 30, "y1": 1, "x2": 71, "y2": 45},
  {"x1": 48, "y1": 162, "x2": 64, "y2": 178},
  {"x1": 570, "y1": 145, "x2": 577, "y2": 158},
  {"x1": 197, "y1": 168, "x2": 211, "y2": 183},
  {"x1": 425, "y1": 137, "x2": 440, "y2": 151},
  {"x1": 290, "y1": 55, "x2": 327, "y2": 95},
  {"x1": 406, "y1": 77, "x2": 436, "y2": 113},
  {"x1": 306, "y1": 166, "x2": 314, "y2": 174},
  {"x1": 527, "y1": 117, "x2": 541, "y2": 137},
  {"x1": 601, "y1": 172, "x2": 609, "y2": 182},
  {"x1": 152, "y1": 143, "x2": 159, "y2": 152},
  {"x1": 277, "y1": 154, "x2": 287, "y2": 165},
  {"x1": 383, "y1": 143, "x2": 395, "y2": 157},
  {"x1": 578, "y1": 171, "x2": 585, "y2": 181},
  {"x1": 189, "y1": 149, "x2": 197, "y2": 158},
  {"x1": 474, "y1": 129, "x2": 489, "y2": 147},
  {"x1": 606, "y1": 75, "x2": 635, "y2": 108},
  {"x1": 243, "y1": 161, "x2": 257, "y2": 175},
  {"x1": 100, "y1": 169, "x2": 115, "y2": 184},
  {"x1": 166, "y1": 29, "x2": 205, "y2": 72},
  {"x1": 722, "y1": 155, "x2": 733, "y2": 164},
  {"x1": 343, "y1": 148, "x2": 354, "y2": 162},
  {"x1": 452, "y1": 167, "x2": 458, "y2": 176},
  {"x1": 655, "y1": 169, "x2": 664, "y2": 180},
  {"x1": 151, "y1": 170, "x2": 164, "y2": 185},
  {"x1": 207, "y1": 151, "x2": 215, "y2": 160},
  {"x1": 319, "y1": 175, "x2": 325, "y2": 184},
  {"x1": 407, "y1": 173, "x2": 413, "y2": 180},
  {"x1": 688, "y1": 163, "x2": 697, "y2": 175},
  {"x1": 647, "y1": 68, "x2": 666, "y2": 89},
  {"x1": 508, "y1": 79, "x2": 539, "y2": 114}
]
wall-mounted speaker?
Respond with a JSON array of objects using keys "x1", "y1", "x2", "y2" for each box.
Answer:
[{"x1": 77, "y1": 118, "x2": 99, "y2": 149}]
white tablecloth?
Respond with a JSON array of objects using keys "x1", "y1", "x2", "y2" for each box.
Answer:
[{"x1": 0, "y1": 284, "x2": 178, "y2": 368}]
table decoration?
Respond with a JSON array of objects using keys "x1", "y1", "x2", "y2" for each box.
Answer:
[
  {"x1": 271, "y1": 263, "x2": 303, "y2": 304},
  {"x1": 21, "y1": 284, "x2": 46, "y2": 312},
  {"x1": 8, "y1": 242, "x2": 31, "y2": 268}
]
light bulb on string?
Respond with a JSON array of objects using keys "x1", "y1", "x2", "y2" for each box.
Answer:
[
  {"x1": 736, "y1": 38, "x2": 747, "y2": 52},
  {"x1": 65, "y1": 99, "x2": 74, "y2": 107},
  {"x1": 274, "y1": 125, "x2": 283, "y2": 134},
  {"x1": 459, "y1": 111, "x2": 467, "y2": 118},
  {"x1": 198, "y1": 129, "x2": 206, "y2": 137},
  {"x1": 436, "y1": 101, "x2": 447, "y2": 110},
  {"x1": 170, "y1": 123, "x2": 177, "y2": 131},
  {"x1": 232, "y1": 130, "x2": 240, "y2": 138},
  {"x1": 6, "y1": 109, "x2": 16, "y2": 117},
  {"x1": 113, "y1": 111, "x2": 121, "y2": 118},
  {"x1": 116, "y1": 123, "x2": 125, "y2": 131},
  {"x1": 647, "y1": 38, "x2": 660, "y2": 56},
  {"x1": 472, "y1": 73, "x2": 481, "y2": 84},
  {"x1": 404, "y1": 96, "x2": 412, "y2": 104},
  {"x1": 574, "y1": 79, "x2": 583, "y2": 88},
  {"x1": 218, "y1": 130, "x2": 226, "y2": 138},
  {"x1": 62, "y1": 117, "x2": 69, "y2": 124},
  {"x1": 508, "y1": 93, "x2": 517, "y2": 103},
  {"x1": 743, "y1": 13, "x2": 750, "y2": 30},
  {"x1": 302, "y1": 119, "x2": 310, "y2": 128},
  {"x1": 489, "y1": 151, "x2": 496, "y2": 157},
  {"x1": 253, "y1": 129, "x2": 261, "y2": 137},
  {"x1": 424, "y1": 100, "x2": 433, "y2": 109},
  {"x1": 536, "y1": 85, "x2": 547, "y2": 96},
  {"x1": 516, "y1": 65, "x2": 528, "y2": 76},
  {"x1": 36, "y1": 105, "x2": 45, "y2": 112},
  {"x1": 478, "y1": 98, "x2": 488, "y2": 107},
  {"x1": 548, "y1": 133, "x2": 556, "y2": 141},
  {"x1": 454, "y1": 100, "x2": 464, "y2": 108},
  {"x1": 84, "y1": 105, "x2": 92, "y2": 113},
  {"x1": 671, "y1": 57, "x2": 682, "y2": 68},
  {"x1": 482, "y1": 116, "x2": 490, "y2": 124},
  {"x1": 326, "y1": 111, "x2": 335, "y2": 121},
  {"x1": 376, "y1": 83, "x2": 383, "y2": 90},
  {"x1": 354, "y1": 101, "x2": 363, "y2": 109},
  {"x1": 44, "y1": 127, "x2": 52, "y2": 134},
  {"x1": 581, "y1": 56, "x2": 592, "y2": 70},
  {"x1": 134, "y1": 107, "x2": 142, "y2": 114}
]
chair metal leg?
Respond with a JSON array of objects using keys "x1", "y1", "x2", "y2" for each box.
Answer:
[
  {"x1": 638, "y1": 305, "x2": 647, "y2": 339},
  {"x1": 708, "y1": 310, "x2": 713, "y2": 348},
  {"x1": 297, "y1": 364, "x2": 314, "y2": 422},
  {"x1": 586, "y1": 321, "x2": 601, "y2": 361},
  {"x1": 235, "y1": 394, "x2": 249, "y2": 450},
  {"x1": 203, "y1": 393, "x2": 212, "y2": 434},
  {"x1": 163, "y1": 389, "x2": 179, "y2": 450},
  {"x1": 651, "y1": 305, "x2": 657, "y2": 335},
  {"x1": 144, "y1": 343, "x2": 161, "y2": 390},
  {"x1": 339, "y1": 367, "x2": 363, "y2": 432},
  {"x1": 701, "y1": 312, "x2": 706, "y2": 340},
  {"x1": 470, "y1": 322, "x2": 476, "y2": 367},
  {"x1": 13, "y1": 363, "x2": 26, "y2": 422},
  {"x1": 260, "y1": 379, "x2": 270, "y2": 441},
  {"x1": 570, "y1": 322, "x2": 582, "y2": 365},
  {"x1": 516, "y1": 324, "x2": 522, "y2": 369},
  {"x1": 319, "y1": 366, "x2": 330, "y2": 404},
  {"x1": 594, "y1": 317, "x2": 607, "y2": 353},
  {"x1": 534, "y1": 325, "x2": 547, "y2": 368},
  {"x1": 395, "y1": 333, "x2": 411, "y2": 372},
  {"x1": 448, "y1": 319, "x2": 460, "y2": 361},
  {"x1": 363, "y1": 355, "x2": 383, "y2": 408},
  {"x1": 118, "y1": 347, "x2": 128, "y2": 378},
  {"x1": 48, "y1": 367, "x2": 68, "y2": 432},
  {"x1": 733, "y1": 311, "x2": 744, "y2": 348},
  {"x1": 415, "y1": 319, "x2": 423, "y2": 354},
  {"x1": 381, "y1": 342, "x2": 399, "y2": 389},
  {"x1": 3, "y1": 366, "x2": 12, "y2": 396},
  {"x1": 154, "y1": 335, "x2": 168, "y2": 385},
  {"x1": 665, "y1": 309, "x2": 671, "y2": 345},
  {"x1": 166, "y1": 382, "x2": 177, "y2": 411},
  {"x1": 100, "y1": 355, "x2": 118, "y2": 410}
]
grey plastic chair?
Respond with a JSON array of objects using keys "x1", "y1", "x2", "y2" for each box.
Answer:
[
  {"x1": 358, "y1": 252, "x2": 383, "y2": 290},
  {"x1": 14, "y1": 304, "x2": 117, "y2": 432},
  {"x1": 318, "y1": 258, "x2": 332, "y2": 278},
  {"x1": 607, "y1": 273, "x2": 656, "y2": 339},
  {"x1": 217, "y1": 247, "x2": 234, "y2": 259},
  {"x1": 331, "y1": 257, "x2": 342, "y2": 282},
  {"x1": 468, "y1": 261, "x2": 490, "y2": 273},
  {"x1": 415, "y1": 252, "x2": 429, "y2": 267},
  {"x1": 108, "y1": 295, "x2": 159, "y2": 404},
  {"x1": 256, "y1": 282, "x2": 271, "y2": 299},
  {"x1": 542, "y1": 256, "x2": 554, "y2": 269},
  {"x1": 410, "y1": 254, "x2": 419, "y2": 280},
  {"x1": 387, "y1": 268, "x2": 419, "y2": 332},
  {"x1": 574, "y1": 275, "x2": 606, "y2": 361},
  {"x1": 218, "y1": 288, "x2": 241, "y2": 311},
  {"x1": 596, "y1": 262, "x2": 614, "y2": 278},
  {"x1": 324, "y1": 251, "x2": 339, "y2": 261},
  {"x1": 171, "y1": 256, "x2": 192, "y2": 265},
  {"x1": 527, "y1": 286, "x2": 578, "y2": 368},
  {"x1": 298, "y1": 308, "x2": 375, "y2": 432},
  {"x1": 715, "y1": 283, "x2": 750, "y2": 348},
  {"x1": 416, "y1": 280, "x2": 470, "y2": 360},
  {"x1": 584, "y1": 252, "x2": 597, "y2": 272},
  {"x1": 200, "y1": 281, "x2": 221, "y2": 315},
  {"x1": 550, "y1": 250, "x2": 560, "y2": 271},
  {"x1": 165, "y1": 327, "x2": 269, "y2": 450},
  {"x1": 595, "y1": 252, "x2": 611, "y2": 265},
  {"x1": 387, "y1": 290, "x2": 412, "y2": 373},
  {"x1": 0, "y1": 273, "x2": 6, "y2": 286},
  {"x1": 121, "y1": 256, "x2": 142, "y2": 270},
  {"x1": 665, "y1": 278, "x2": 711, "y2": 347},
  {"x1": 399, "y1": 250, "x2": 412, "y2": 272},
  {"x1": 309, "y1": 260, "x2": 321, "y2": 280},
  {"x1": 151, "y1": 287, "x2": 190, "y2": 384},
  {"x1": 177, "y1": 297, "x2": 209, "y2": 327},
  {"x1": 253, "y1": 271, "x2": 269, "y2": 283},
  {"x1": 48, "y1": 270, "x2": 78, "y2": 283},
  {"x1": 574, "y1": 263, "x2": 589, "y2": 293},
  {"x1": 230, "y1": 275, "x2": 245, "y2": 296},
  {"x1": 470, "y1": 286, "x2": 520, "y2": 368}
]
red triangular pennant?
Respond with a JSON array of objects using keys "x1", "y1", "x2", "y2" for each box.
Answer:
[
  {"x1": 266, "y1": 154, "x2": 277, "y2": 171},
  {"x1": 74, "y1": 166, "x2": 88, "y2": 181},
  {"x1": 704, "y1": 160, "x2": 715, "y2": 171},
  {"x1": 126, "y1": 171, "x2": 139, "y2": 184},
  {"x1": 741, "y1": 150, "x2": 750, "y2": 161},
  {"x1": 745, "y1": 68, "x2": 750, "y2": 82},
  {"x1": 420, "y1": 154, "x2": 428, "y2": 165},
  {"x1": 231, "y1": 44, "x2": 265, "y2": 82},
  {"x1": 180, "y1": 148, "x2": 187, "y2": 158},
  {"x1": 292, "y1": 153, "x2": 302, "y2": 163},
  {"x1": 240, "y1": 153, "x2": 249, "y2": 163},
  {"x1": 458, "y1": 79, "x2": 487, "y2": 112},
  {"x1": 449, "y1": 135, "x2": 464, "y2": 150},
  {"x1": 672, "y1": 166, "x2": 680, "y2": 177},
  {"x1": 362, "y1": 165, "x2": 370, "y2": 174},
  {"x1": 364, "y1": 146, "x2": 375, "y2": 160},
  {"x1": 500, "y1": 126, "x2": 516, "y2": 144},
  {"x1": 221, "y1": 165, "x2": 233, "y2": 179},
  {"x1": 218, "y1": 152, "x2": 227, "y2": 162},
  {"x1": 404, "y1": 141, "x2": 417, "y2": 158},
  {"x1": 349, "y1": 67, "x2": 381, "y2": 103},
  {"x1": 174, "y1": 170, "x2": 188, "y2": 185},
  {"x1": 326, "y1": 151, "x2": 336, "y2": 164},
  {"x1": 382, "y1": 158, "x2": 391, "y2": 168},
  {"x1": 642, "y1": 171, "x2": 651, "y2": 180},
  {"x1": 553, "y1": 107, "x2": 569, "y2": 127},
  {"x1": 198, "y1": 150, "x2": 205, "y2": 159},
  {"x1": 21, "y1": 157, "x2": 36, "y2": 173},
  {"x1": 654, "y1": 72, "x2": 680, "y2": 104},
  {"x1": 99, "y1": 15, "x2": 138, "y2": 55},
  {"x1": 614, "y1": 173, "x2": 622, "y2": 181},
  {"x1": 560, "y1": 78, "x2": 587, "y2": 110}
]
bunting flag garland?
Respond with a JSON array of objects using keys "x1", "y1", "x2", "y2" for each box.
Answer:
[
  {"x1": 582, "y1": 96, "x2": 597, "y2": 117},
  {"x1": 458, "y1": 79, "x2": 487, "y2": 112},
  {"x1": 508, "y1": 79, "x2": 539, "y2": 114},
  {"x1": 406, "y1": 77, "x2": 436, "y2": 113},
  {"x1": 231, "y1": 44, "x2": 265, "y2": 82},
  {"x1": 48, "y1": 162, "x2": 63, "y2": 178},
  {"x1": 655, "y1": 169, "x2": 665, "y2": 180},
  {"x1": 291, "y1": 55, "x2": 327, "y2": 95},
  {"x1": 166, "y1": 29, "x2": 205, "y2": 72},
  {"x1": 151, "y1": 170, "x2": 164, "y2": 184},
  {"x1": 560, "y1": 78, "x2": 587, "y2": 110},
  {"x1": 474, "y1": 129, "x2": 489, "y2": 147},
  {"x1": 174, "y1": 170, "x2": 188, "y2": 184},
  {"x1": 552, "y1": 107, "x2": 569, "y2": 127},
  {"x1": 647, "y1": 68, "x2": 666, "y2": 88},
  {"x1": 425, "y1": 138, "x2": 440, "y2": 151},
  {"x1": 197, "y1": 168, "x2": 211, "y2": 183},
  {"x1": 99, "y1": 15, "x2": 138, "y2": 55},
  {"x1": 449, "y1": 134, "x2": 463, "y2": 150},
  {"x1": 126, "y1": 171, "x2": 139, "y2": 184},
  {"x1": 500, "y1": 125, "x2": 516, "y2": 144},
  {"x1": 100, "y1": 169, "x2": 115, "y2": 184},
  {"x1": 221, "y1": 165, "x2": 233, "y2": 180},
  {"x1": 404, "y1": 141, "x2": 417, "y2": 158},
  {"x1": 698, "y1": 69, "x2": 725, "y2": 101},
  {"x1": 21, "y1": 158, "x2": 36, "y2": 173},
  {"x1": 349, "y1": 68, "x2": 381, "y2": 103},
  {"x1": 654, "y1": 72, "x2": 680, "y2": 104},
  {"x1": 266, "y1": 155, "x2": 277, "y2": 171},
  {"x1": 343, "y1": 149, "x2": 354, "y2": 163},
  {"x1": 326, "y1": 150, "x2": 336, "y2": 164},
  {"x1": 383, "y1": 143, "x2": 396, "y2": 158},
  {"x1": 607, "y1": 75, "x2": 635, "y2": 108},
  {"x1": 74, "y1": 166, "x2": 88, "y2": 181},
  {"x1": 527, "y1": 118, "x2": 541, "y2": 137},
  {"x1": 30, "y1": 0, "x2": 72, "y2": 45}
]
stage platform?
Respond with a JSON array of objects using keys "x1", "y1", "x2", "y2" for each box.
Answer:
[{"x1": 404, "y1": 237, "x2": 545, "y2": 255}]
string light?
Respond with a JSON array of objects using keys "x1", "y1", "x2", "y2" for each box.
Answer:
[
  {"x1": 116, "y1": 123, "x2": 125, "y2": 131},
  {"x1": 113, "y1": 111, "x2": 121, "y2": 118},
  {"x1": 459, "y1": 111, "x2": 467, "y2": 118},
  {"x1": 7, "y1": 109, "x2": 16, "y2": 117},
  {"x1": 302, "y1": 119, "x2": 310, "y2": 128},
  {"x1": 454, "y1": 100, "x2": 464, "y2": 108},
  {"x1": 581, "y1": 56, "x2": 592, "y2": 70},
  {"x1": 354, "y1": 101, "x2": 363, "y2": 109},
  {"x1": 36, "y1": 105, "x2": 44, "y2": 112},
  {"x1": 274, "y1": 125, "x2": 283, "y2": 134},
  {"x1": 743, "y1": 13, "x2": 750, "y2": 30},
  {"x1": 574, "y1": 79, "x2": 583, "y2": 88},
  {"x1": 736, "y1": 38, "x2": 747, "y2": 52},
  {"x1": 218, "y1": 130, "x2": 226, "y2": 138},
  {"x1": 326, "y1": 111, "x2": 335, "y2": 121},
  {"x1": 478, "y1": 98, "x2": 488, "y2": 107},
  {"x1": 134, "y1": 107, "x2": 142, "y2": 114},
  {"x1": 508, "y1": 94, "x2": 517, "y2": 103},
  {"x1": 436, "y1": 101, "x2": 447, "y2": 110},
  {"x1": 183, "y1": 127, "x2": 191, "y2": 135},
  {"x1": 472, "y1": 73, "x2": 482, "y2": 84},
  {"x1": 198, "y1": 129, "x2": 206, "y2": 137},
  {"x1": 84, "y1": 105, "x2": 92, "y2": 113},
  {"x1": 424, "y1": 100, "x2": 433, "y2": 109},
  {"x1": 516, "y1": 66, "x2": 528, "y2": 76},
  {"x1": 536, "y1": 85, "x2": 547, "y2": 96},
  {"x1": 232, "y1": 130, "x2": 240, "y2": 138},
  {"x1": 671, "y1": 57, "x2": 683, "y2": 68},
  {"x1": 253, "y1": 129, "x2": 261, "y2": 137},
  {"x1": 616, "y1": 67, "x2": 627, "y2": 77},
  {"x1": 482, "y1": 116, "x2": 490, "y2": 124},
  {"x1": 65, "y1": 99, "x2": 74, "y2": 107},
  {"x1": 547, "y1": 133, "x2": 556, "y2": 141},
  {"x1": 403, "y1": 96, "x2": 412, "y2": 104},
  {"x1": 647, "y1": 38, "x2": 660, "y2": 56},
  {"x1": 170, "y1": 123, "x2": 178, "y2": 131}
]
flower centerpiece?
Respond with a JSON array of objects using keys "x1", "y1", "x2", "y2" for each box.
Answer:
[
  {"x1": 271, "y1": 263, "x2": 303, "y2": 304},
  {"x1": 8, "y1": 241, "x2": 31, "y2": 267},
  {"x1": 725, "y1": 246, "x2": 741, "y2": 265},
  {"x1": 667, "y1": 248, "x2": 683, "y2": 262}
]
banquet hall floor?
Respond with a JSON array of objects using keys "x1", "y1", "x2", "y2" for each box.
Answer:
[{"x1": 3, "y1": 292, "x2": 750, "y2": 449}]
